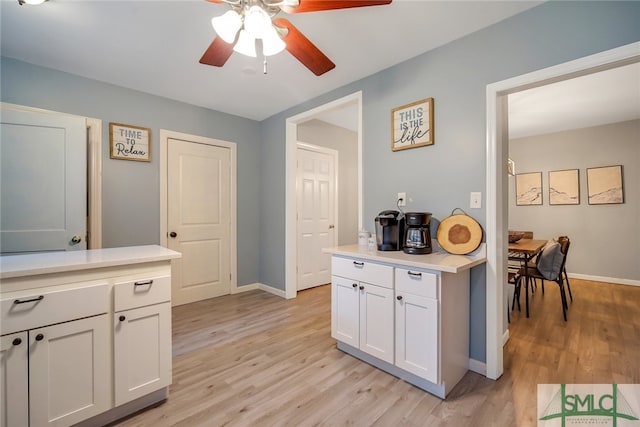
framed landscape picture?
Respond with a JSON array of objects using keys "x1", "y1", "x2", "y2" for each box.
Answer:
[
  {"x1": 515, "y1": 172, "x2": 542, "y2": 206},
  {"x1": 549, "y1": 169, "x2": 580, "y2": 205},
  {"x1": 587, "y1": 165, "x2": 624, "y2": 205}
]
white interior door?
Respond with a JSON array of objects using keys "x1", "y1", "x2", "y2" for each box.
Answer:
[
  {"x1": 168, "y1": 138, "x2": 231, "y2": 306},
  {"x1": 297, "y1": 144, "x2": 337, "y2": 291},
  {"x1": 0, "y1": 109, "x2": 86, "y2": 253}
]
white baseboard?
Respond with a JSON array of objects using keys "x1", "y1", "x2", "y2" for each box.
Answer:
[
  {"x1": 568, "y1": 273, "x2": 639, "y2": 287},
  {"x1": 468, "y1": 358, "x2": 486, "y2": 376},
  {"x1": 231, "y1": 283, "x2": 259, "y2": 294},
  {"x1": 502, "y1": 329, "x2": 510, "y2": 346},
  {"x1": 232, "y1": 282, "x2": 287, "y2": 298}
]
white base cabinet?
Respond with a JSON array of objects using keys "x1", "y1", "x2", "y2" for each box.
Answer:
[
  {"x1": 0, "y1": 332, "x2": 29, "y2": 427},
  {"x1": 330, "y1": 254, "x2": 471, "y2": 399}
]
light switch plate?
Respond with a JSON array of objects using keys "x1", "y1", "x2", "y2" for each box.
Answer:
[{"x1": 470, "y1": 192, "x2": 482, "y2": 209}]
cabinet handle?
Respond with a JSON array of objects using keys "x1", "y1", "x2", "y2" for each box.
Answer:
[
  {"x1": 12, "y1": 338, "x2": 22, "y2": 346},
  {"x1": 359, "y1": 285, "x2": 365, "y2": 290},
  {"x1": 352, "y1": 283, "x2": 358, "y2": 288},
  {"x1": 119, "y1": 315, "x2": 126, "y2": 322},
  {"x1": 35, "y1": 333, "x2": 44, "y2": 341},
  {"x1": 407, "y1": 271, "x2": 422, "y2": 277},
  {"x1": 397, "y1": 295, "x2": 403, "y2": 301},
  {"x1": 134, "y1": 279, "x2": 154, "y2": 286},
  {"x1": 14, "y1": 295, "x2": 44, "y2": 304},
  {"x1": 353, "y1": 261, "x2": 364, "y2": 267}
]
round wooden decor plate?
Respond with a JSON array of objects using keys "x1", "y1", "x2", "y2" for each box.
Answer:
[{"x1": 436, "y1": 210, "x2": 483, "y2": 255}]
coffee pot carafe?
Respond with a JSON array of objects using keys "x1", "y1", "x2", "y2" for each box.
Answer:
[{"x1": 403, "y1": 212, "x2": 432, "y2": 254}]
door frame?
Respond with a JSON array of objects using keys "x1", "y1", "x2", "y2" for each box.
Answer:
[
  {"x1": 296, "y1": 141, "x2": 339, "y2": 290},
  {"x1": 484, "y1": 41, "x2": 640, "y2": 380},
  {"x1": 0, "y1": 102, "x2": 103, "y2": 249},
  {"x1": 159, "y1": 129, "x2": 238, "y2": 293},
  {"x1": 285, "y1": 91, "x2": 363, "y2": 299}
]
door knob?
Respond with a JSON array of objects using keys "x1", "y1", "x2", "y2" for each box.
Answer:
[
  {"x1": 169, "y1": 231, "x2": 177, "y2": 238},
  {"x1": 70, "y1": 235, "x2": 82, "y2": 244}
]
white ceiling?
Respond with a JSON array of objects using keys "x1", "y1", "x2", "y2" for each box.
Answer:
[{"x1": 0, "y1": 0, "x2": 542, "y2": 121}]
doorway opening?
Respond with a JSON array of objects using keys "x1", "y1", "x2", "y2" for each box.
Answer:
[
  {"x1": 285, "y1": 91, "x2": 363, "y2": 299},
  {"x1": 485, "y1": 41, "x2": 640, "y2": 380}
]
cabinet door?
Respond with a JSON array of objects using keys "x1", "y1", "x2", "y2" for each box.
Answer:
[
  {"x1": 331, "y1": 276, "x2": 359, "y2": 348},
  {"x1": 114, "y1": 302, "x2": 171, "y2": 406},
  {"x1": 395, "y1": 293, "x2": 438, "y2": 383},
  {"x1": 29, "y1": 315, "x2": 110, "y2": 427},
  {"x1": 0, "y1": 332, "x2": 28, "y2": 427},
  {"x1": 359, "y1": 282, "x2": 394, "y2": 364}
]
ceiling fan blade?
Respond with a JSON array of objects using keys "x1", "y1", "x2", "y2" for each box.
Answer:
[
  {"x1": 274, "y1": 18, "x2": 335, "y2": 76},
  {"x1": 205, "y1": 0, "x2": 226, "y2": 3},
  {"x1": 282, "y1": 0, "x2": 391, "y2": 14},
  {"x1": 199, "y1": 37, "x2": 234, "y2": 67}
]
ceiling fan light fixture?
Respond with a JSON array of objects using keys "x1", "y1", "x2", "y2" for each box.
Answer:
[
  {"x1": 233, "y1": 30, "x2": 257, "y2": 57},
  {"x1": 211, "y1": 10, "x2": 242, "y2": 44},
  {"x1": 243, "y1": 5, "x2": 272, "y2": 39},
  {"x1": 18, "y1": 0, "x2": 47, "y2": 4},
  {"x1": 261, "y1": 25, "x2": 286, "y2": 56}
]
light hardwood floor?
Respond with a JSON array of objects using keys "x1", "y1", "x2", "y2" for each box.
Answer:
[{"x1": 113, "y1": 278, "x2": 640, "y2": 427}]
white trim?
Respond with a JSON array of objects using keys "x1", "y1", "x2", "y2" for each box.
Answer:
[
  {"x1": 159, "y1": 129, "x2": 238, "y2": 294},
  {"x1": 0, "y1": 102, "x2": 103, "y2": 250},
  {"x1": 468, "y1": 358, "x2": 487, "y2": 376},
  {"x1": 231, "y1": 283, "x2": 259, "y2": 294},
  {"x1": 485, "y1": 42, "x2": 640, "y2": 381},
  {"x1": 502, "y1": 329, "x2": 510, "y2": 346},
  {"x1": 285, "y1": 92, "x2": 363, "y2": 299},
  {"x1": 259, "y1": 283, "x2": 287, "y2": 299},
  {"x1": 567, "y1": 273, "x2": 640, "y2": 287}
]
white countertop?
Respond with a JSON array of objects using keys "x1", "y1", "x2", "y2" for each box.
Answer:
[
  {"x1": 0, "y1": 245, "x2": 181, "y2": 280},
  {"x1": 322, "y1": 243, "x2": 486, "y2": 273}
]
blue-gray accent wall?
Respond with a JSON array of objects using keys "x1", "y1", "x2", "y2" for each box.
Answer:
[{"x1": 2, "y1": 1, "x2": 639, "y2": 363}]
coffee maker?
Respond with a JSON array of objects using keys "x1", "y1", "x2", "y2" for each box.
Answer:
[
  {"x1": 403, "y1": 212, "x2": 432, "y2": 254},
  {"x1": 375, "y1": 210, "x2": 405, "y2": 251}
]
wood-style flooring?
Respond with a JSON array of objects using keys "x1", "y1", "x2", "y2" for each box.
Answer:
[{"x1": 113, "y1": 278, "x2": 640, "y2": 427}]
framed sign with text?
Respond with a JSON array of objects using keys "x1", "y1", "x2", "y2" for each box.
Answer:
[
  {"x1": 109, "y1": 122, "x2": 151, "y2": 162},
  {"x1": 391, "y1": 98, "x2": 434, "y2": 151}
]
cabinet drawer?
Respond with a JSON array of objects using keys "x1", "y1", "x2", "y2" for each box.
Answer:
[
  {"x1": 332, "y1": 256, "x2": 393, "y2": 288},
  {"x1": 114, "y1": 275, "x2": 171, "y2": 312},
  {"x1": 395, "y1": 268, "x2": 439, "y2": 299},
  {"x1": 1, "y1": 283, "x2": 108, "y2": 335}
]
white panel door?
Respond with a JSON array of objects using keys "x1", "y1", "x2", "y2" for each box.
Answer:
[
  {"x1": 331, "y1": 275, "x2": 360, "y2": 348},
  {"x1": 168, "y1": 138, "x2": 231, "y2": 306},
  {"x1": 114, "y1": 302, "x2": 171, "y2": 406},
  {"x1": 395, "y1": 293, "x2": 439, "y2": 383},
  {"x1": 297, "y1": 146, "x2": 336, "y2": 290},
  {"x1": 29, "y1": 315, "x2": 110, "y2": 427},
  {"x1": 359, "y1": 282, "x2": 394, "y2": 363},
  {"x1": 0, "y1": 332, "x2": 28, "y2": 427},
  {"x1": 0, "y1": 109, "x2": 86, "y2": 254}
]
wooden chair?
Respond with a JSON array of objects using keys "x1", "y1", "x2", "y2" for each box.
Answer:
[{"x1": 513, "y1": 237, "x2": 571, "y2": 321}]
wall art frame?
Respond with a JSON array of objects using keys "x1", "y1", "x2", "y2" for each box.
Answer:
[
  {"x1": 549, "y1": 169, "x2": 580, "y2": 205},
  {"x1": 515, "y1": 172, "x2": 543, "y2": 206},
  {"x1": 391, "y1": 97, "x2": 434, "y2": 151},
  {"x1": 109, "y1": 122, "x2": 151, "y2": 162},
  {"x1": 587, "y1": 165, "x2": 624, "y2": 205}
]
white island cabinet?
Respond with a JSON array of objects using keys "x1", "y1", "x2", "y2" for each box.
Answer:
[
  {"x1": 0, "y1": 245, "x2": 181, "y2": 427},
  {"x1": 323, "y1": 244, "x2": 486, "y2": 399}
]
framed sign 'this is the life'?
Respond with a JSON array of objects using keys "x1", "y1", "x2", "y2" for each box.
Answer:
[{"x1": 391, "y1": 98, "x2": 434, "y2": 152}]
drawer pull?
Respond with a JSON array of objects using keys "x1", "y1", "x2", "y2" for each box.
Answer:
[
  {"x1": 14, "y1": 295, "x2": 44, "y2": 305},
  {"x1": 134, "y1": 280, "x2": 154, "y2": 286},
  {"x1": 397, "y1": 295, "x2": 403, "y2": 301},
  {"x1": 353, "y1": 261, "x2": 365, "y2": 267},
  {"x1": 35, "y1": 333, "x2": 44, "y2": 341},
  {"x1": 12, "y1": 338, "x2": 22, "y2": 346},
  {"x1": 407, "y1": 271, "x2": 422, "y2": 277},
  {"x1": 352, "y1": 283, "x2": 358, "y2": 288},
  {"x1": 119, "y1": 315, "x2": 126, "y2": 322}
]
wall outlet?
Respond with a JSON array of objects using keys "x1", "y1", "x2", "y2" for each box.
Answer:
[
  {"x1": 470, "y1": 192, "x2": 481, "y2": 209},
  {"x1": 397, "y1": 192, "x2": 406, "y2": 207}
]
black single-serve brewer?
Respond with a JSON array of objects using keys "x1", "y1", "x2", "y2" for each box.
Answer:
[
  {"x1": 403, "y1": 212, "x2": 432, "y2": 254},
  {"x1": 375, "y1": 210, "x2": 405, "y2": 251}
]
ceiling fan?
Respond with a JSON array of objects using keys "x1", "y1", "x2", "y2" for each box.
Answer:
[{"x1": 200, "y1": 0, "x2": 392, "y2": 76}]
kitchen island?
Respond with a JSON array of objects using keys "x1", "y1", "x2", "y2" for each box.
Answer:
[
  {"x1": 0, "y1": 245, "x2": 181, "y2": 427},
  {"x1": 322, "y1": 243, "x2": 486, "y2": 399}
]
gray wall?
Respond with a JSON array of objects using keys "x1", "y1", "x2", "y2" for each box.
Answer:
[
  {"x1": 0, "y1": 57, "x2": 262, "y2": 287},
  {"x1": 509, "y1": 120, "x2": 640, "y2": 282},
  {"x1": 258, "y1": 1, "x2": 640, "y2": 362},
  {"x1": 297, "y1": 119, "x2": 359, "y2": 246}
]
